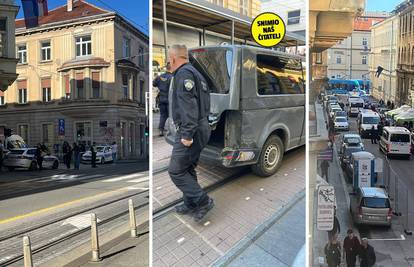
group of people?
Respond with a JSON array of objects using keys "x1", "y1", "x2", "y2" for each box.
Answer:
[{"x1": 325, "y1": 229, "x2": 376, "y2": 267}]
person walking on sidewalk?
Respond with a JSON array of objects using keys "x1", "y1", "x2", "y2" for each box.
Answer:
[
  {"x1": 321, "y1": 160, "x2": 329, "y2": 180},
  {"x1": 325, "y1": 238, "x2": 341, "y2": 267},
  {"x1": 91, "y1": 142, "x2": 97, "y2": 168},
  {"x1": 343, "y1": 229, "x2": 360, "y2": 267},
  {"x1": 167, "y1": 44, "x2": 214, "y2": 223},
  {"x1": 153, "y1": 62, "x2": 173, "y2": 137},
  {"x1": 73, "y1": 143, "x2": 81, "y2": 170},
  {"x1": 111, "y1": 141, "x2": 117, "y2": 163},
  {"x1": 359, "y1": 238, "x2": 376, "y2": 267},
  {"x1": 328, "y1": 208, "x2": 341, "y2": 242},
  {"x1": 370, "y1": 125, "x2": 377, "y2": 144}
]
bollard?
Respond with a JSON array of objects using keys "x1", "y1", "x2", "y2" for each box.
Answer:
[
  {"x1": 90, "y1": 213, "x2": 101, "y2": 262},
  {"x1": 129, "y1": 199, "x2": 138, "y2": 238},
  {"x1": 23, "y1": 236, "x2": 33, "y2": 267}
]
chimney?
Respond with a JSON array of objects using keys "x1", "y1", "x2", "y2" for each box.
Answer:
[{"x1": 67, "y1": 0, "x2": 73, "y2": 12}]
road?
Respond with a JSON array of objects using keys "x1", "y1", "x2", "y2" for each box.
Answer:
[{"x1": 0, "y1": 162, "x2": 149, "y2": 266}]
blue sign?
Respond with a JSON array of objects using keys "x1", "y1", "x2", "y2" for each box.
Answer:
[{"x1": 58, "y1": 119, "x2": 65, "y2": 136}]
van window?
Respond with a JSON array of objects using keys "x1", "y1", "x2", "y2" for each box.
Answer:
[
  {"x1": 362, "y1": 117, "x2": 379, "y2": 124},
  {"x1": 189, "y1": 48, "x2": 232, "y2": 94},
  {"x1": 390, "y1": 133, "x2": 410, "y2": 142},
  {"x1": 362, "y1": 197, "x2": 390, "y2": 208},
  {"x1": 256, "y1": 54, "x2": 304, "y2": 95}
]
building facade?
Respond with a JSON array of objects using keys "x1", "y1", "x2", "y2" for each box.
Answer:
[
  {"x1": 0, "y1": 0, "x2": 149, "y2": 159},
  {"x1": 396, "y1": 1, "x2": 414, "y2": 106},
  {"x1": 0, "y1": 0, "x2": 19, "y2": 92},
  {"x1": 369, "y1": 14, "x2": 398, "y2": 103},
  {"x1": 260, "y1": 0, "x2": 305, "y2": 37},
  {"x1": 327, "y1": 14, "x2": 387, "y2": 80}
]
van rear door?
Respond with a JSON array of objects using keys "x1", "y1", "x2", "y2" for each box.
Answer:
[{"x1": 165, "y1": 46, "x2": 239, "y2": 143}]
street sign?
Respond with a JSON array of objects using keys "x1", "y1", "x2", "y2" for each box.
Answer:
[
  {"x1": 317, "y1": 148, "x2": 333, "y2": 161},
  {"x1": 58, "y1": 119, "x2": 65, "y2": 136},
  {"x1": 374, "y1": 158, "x2": 383, "y2": 173},
  {"x1": 317, "y1": 185, "x2": 335, "y2": 231},
  {"x1": 358, "y1": 159, "x2": 371, "y2": 187}
]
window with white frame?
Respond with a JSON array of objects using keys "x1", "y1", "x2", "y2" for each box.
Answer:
[
  {"x1": 239, "y1": 0, "x2": 248, "y2": 15},
  {"x1": 336, "y1": 55, "x2": 342, "y2": 64},
  {"x1": 75, "y1": 35, "x2": 92, "y2": 57},
  {"x1": 138, "y1": 47, "x2": 144, "y2": 67},
  {"x1": 123, "y1": 38, "x2": 130, "y2": 58},
  {"x1": 287, "y1": 10, "x2": 301, "y2": 25},
  {"x1": 362, "y1": 55, "x2": 367, "y2": 64},
  {"x1": 18, "y1": 124, "x2": 29, "y2": 142},
  {"x1": 42, "y1": 124, "x2": 53, "y2": 144},
  {"x1": 362, "y1": 37, "x2": 368, "y2": 46},
  {"x1": 18, "y1": 88, "x2": 27, "y2": 104},
  {"x1": 122, "y1": 73, "x2": 129, "y2": 99},
  {"x1": 41, "y1": 40, "x2": 51, "y2": 61},
  {"x1": 17, "y1": 44, "x2": 27, "y2": 64},
  {"x1": 42, "y1": 87, "x2": 51, "y2": 102},
  {"x1": 0, "y1": 18, "x2": 6, "y2": 58}
]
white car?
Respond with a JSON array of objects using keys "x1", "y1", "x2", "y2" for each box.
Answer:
[
  {"x1": 81, "y1": 145, "x2": 113, "y2": 164},
  {"x1": 334, "y1": 116, "x2": 349, "y2": 131},
  {"x1": 3, "y1": 148, "x2": 59, "y2": 171}
]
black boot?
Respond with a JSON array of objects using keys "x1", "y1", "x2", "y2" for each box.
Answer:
[
  {"x1": 193, "y1": 198, "x2": 214, "y2": 223},
  {"x1": 175, "y1": 203, "x2": 194, "y2": 215},
  {"x1": 159, "y1": 129, "x2": 164, "y2": 137}
]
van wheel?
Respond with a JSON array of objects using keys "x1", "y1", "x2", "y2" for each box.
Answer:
[
  {"x1": 251, "y1": 135, "x2": 284, "y2": 177},
  {"x1": 52, "y1": 160, "x2": 59, "y2": 169}
]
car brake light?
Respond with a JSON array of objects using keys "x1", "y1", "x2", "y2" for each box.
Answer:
[
  {"x1": 386, "y1": 144, "x2": 390, "y2": 152},
  {"x1": 388, "y1": 208, "x2": 392, "y2": 216}
]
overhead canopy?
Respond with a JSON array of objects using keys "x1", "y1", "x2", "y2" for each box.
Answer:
[
  {"x1": 385, "y1": 105, "x2": 411, "y2": 117},
  {"x1": 395, "y1": 108, "x2": 414, "y2": 123},
  {"x1": 153, "y1": 0, "x2": 305, "y2": 47}
]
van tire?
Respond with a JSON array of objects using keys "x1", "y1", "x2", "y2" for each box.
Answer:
[{"x1": 251, "y1": 135, "x2": 284, "y2": 177}]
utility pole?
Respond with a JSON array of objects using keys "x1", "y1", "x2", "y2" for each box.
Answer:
[
  {"x1": 350, "y1": 34, "x2": 353, "y2": 79},
  {"x1": 389, "y1": 19, "x2": 394, "y2": 103}
]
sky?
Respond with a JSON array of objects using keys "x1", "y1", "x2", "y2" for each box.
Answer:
[
  {"x1": 366, "y1": 0, "x2": 404, "y2": 12},
  {"x1": 15, "y1": 0, "x2": 149, "y2": 34}
]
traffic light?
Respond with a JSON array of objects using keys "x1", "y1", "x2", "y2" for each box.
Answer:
[{"x1": 145, "y1": 126, "x2": 149, "y2": 137}]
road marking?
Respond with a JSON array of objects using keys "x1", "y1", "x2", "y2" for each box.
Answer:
[
  {"x1": 102, "y1": 173, "x2": 146, "y2": 182},
  {"x1": 0, "y1": 184, "x2": 148, "y2": 225},
  {"x1": 177, "y1": 237, "x2": 185, "y2": 243},
  {"x1": 62, "y1": 214, "x2": 101, "y2": 230},
  {"x1": 368, "y1": 234, "x2": 406, "y2": 241},
  {"x1": 126, "y1": 177, "x2": 149, "y2": 183},
  {"x1": 126, "y1": 186, "x2": 149, "y2": 190}
]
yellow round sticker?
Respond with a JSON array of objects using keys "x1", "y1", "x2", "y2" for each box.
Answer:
[{"x1": 251, "y1": 12, "x2": 286, "y2": 47}]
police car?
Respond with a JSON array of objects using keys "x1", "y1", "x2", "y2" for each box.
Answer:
[{"x1": 81, "y1": 145, "x2": 113, "y2": 164}]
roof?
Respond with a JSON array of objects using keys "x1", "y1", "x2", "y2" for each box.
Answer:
[
  {"x1": 383, "y1": 126, "x2": 411, "y2": 133},
  {"x1": 353, "y1": 16, "x2": 386, "y2": 31},
  {"x1": 360, "y1": 187, "x2": 388, "y2": 198},
  {"x1": 351, "y1": 151, "x2": 374, "y2": 160},
  {"x1": 15, "y1": 0, "x2": 111, "y2": 29}
]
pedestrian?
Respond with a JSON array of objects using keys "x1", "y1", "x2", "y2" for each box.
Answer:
[
  {"x1": 35, "y1": 143, "x2": 44, "y2": 170},
  {"x1": 325, "y1": 238, "x2": 341, "y2": 267},
  {"x1": 167, "y1": 44, "x2": 214, "y2": 222},
  {"x1": 91, "y1": 142, "x2": 97, "y2": 168},
  {"x1": 73, "y1": 143, "x2": 80, "y2": 170},
  {"x1": 321, "y1": 160, "x2": 329, "y2": 180},
  {"x1": 0, "y1": 142, "x2": 3, "y2": 172},
  {"x1": 359, "y1": 238, "x2": 376, "y2": 267},
  {"x1": 387, "y1": 100, "x2": 391, "y2": 108},
  {"x1": 370, "y1": 125, "x2": 377, "y2": 144},
  {"x1": 391, "y1": 101, "x2": 395, "y2": 109},
  {"x1": 62, "y1": 141, "x2": 69, "y2": 168},
  {"x1": 377, "y1": 122, "x2": 383, "y2": 140},
  {"x1": 66, "y1": 143, "x2": 72, "y2": 169},
  {"x1": 328, "y1": 208, "x2": 341, "y2": 242},
  {"x1": 153, "y1": 62, "x2": 173, "y2": 136},
  {"x1": 343, "y1": 229, "x2": 360, "y2": 267},
  {"x1": 111, "y1": 141, "x2": 117, "y2": 163}
]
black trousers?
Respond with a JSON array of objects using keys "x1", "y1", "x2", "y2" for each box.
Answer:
[
  {"x1": 168, "y1": 121, "x2": 211, "y2": 208},
  {"x1": 346, "y1": 253, "x2": 357, "y2": 267},
  {"x1": 92, "y1": 153, "x2": 97, "y2": 167},
  {"x1": 159, "y1": 103, "x2": 169, "y2": 130}
]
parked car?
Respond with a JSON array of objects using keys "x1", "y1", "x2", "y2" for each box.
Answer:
[
  {"x1": 350, "y1": 187, "x2": 392, "y2": 227},
  {"x1": 340, "y1": 133, "x2": 364, "y2": 154},
  {"x1": 81, "y1": 145, "x2": 113, "y2": 164},
  {"x1": 166, "y1": 45, "x2": 305, "y2": 177},
  {"x1": 2, "y1": 148, "x2": 59, "y2": 171},
  {"x1": 340, "y1": 145, "x2": 364, "y2": 181},
  {"x1": 334, "y1": 110, "x2": 347, "y2": 119},
  {"x1": 334, "y1": 116, "x2": 349, "y2": 131},
  {"x1": 379, "y1": 127, "x2": 411, "y2": 159}
]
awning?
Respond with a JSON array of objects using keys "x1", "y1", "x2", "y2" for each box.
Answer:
[{"x1": 153, "y1": 0, "x2": 305, "y2": 47}]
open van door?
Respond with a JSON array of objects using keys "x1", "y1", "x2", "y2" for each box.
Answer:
[{"x1": 165, "y1": 46, "x2": 239, "y2": 144}]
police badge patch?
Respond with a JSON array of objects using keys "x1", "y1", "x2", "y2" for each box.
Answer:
[{"x1": 184, "y1": 79, "x2": 194, "y2": 91}]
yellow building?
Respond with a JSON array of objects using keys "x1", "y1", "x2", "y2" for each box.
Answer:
[{"x1": 0, "y1": 0, "x2": 149, "y2": 159}]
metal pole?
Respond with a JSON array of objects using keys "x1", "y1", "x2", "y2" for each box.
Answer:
[
  {"x1": 389, "y1": 19, "x2": 394, "y2": 103},
  {"x1": 129, "y1": 199, "x2": 138, "y2": 238},
  {"x1": 231, "y1": 20, "x2": 234, "y2": 45},
  {"x1": 90, "y1": 213, "x2": 101, "y2": 262},
  {"x1": 202, "y1": 27, "x2": 206, "y2": 46},
  {"x1": 23, "y1": 236, "x2": 33, "y2": 267},
  {"x1": 350, "y1": 34, "x2": 353, "y2": 79},
  {"x1": 162, "y1": 0, "x2": 168, "y2": 63}
]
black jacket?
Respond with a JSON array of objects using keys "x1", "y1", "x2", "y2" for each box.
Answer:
[
  {"x1": 360, "y1": 244, "x2": 376, "y2": 267},
  {"x1": 153, "y1": 72, "x2": 173, "y2": 104}
]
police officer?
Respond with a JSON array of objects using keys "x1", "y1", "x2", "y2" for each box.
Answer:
[
  {"x1": 153, "y1": 62, "x2": 173, "y2": 136},
  {"x1": 91, "y1": 142, "x2": 97, "y2": 168},
  {"x1": 167, "y1": 44, "x2": 213, "y2": 222}
]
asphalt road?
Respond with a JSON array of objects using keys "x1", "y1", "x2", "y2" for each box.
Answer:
[{"x1": 0, "y1": 162, "x2": 149, "y2": 266}]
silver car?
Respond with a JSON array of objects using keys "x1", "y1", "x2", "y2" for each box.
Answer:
[
  {"x1": 350, "y1": 187, "x2": 392, "y2": 227},
  {"x1": 3, "y1": 148, "x2": 59, "y2": 171}
]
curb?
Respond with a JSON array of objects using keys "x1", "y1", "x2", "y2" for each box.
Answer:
[{"x1": 211, "y1": 189, "x2": 306, "y2": 267}]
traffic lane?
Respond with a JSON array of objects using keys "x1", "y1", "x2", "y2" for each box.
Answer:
[
  {"x1": 0, "y1": 171, "x2": 148, "y2": 226},
  {"x1": 0, "y1": 162, "x2": 148, "y2": 201}
]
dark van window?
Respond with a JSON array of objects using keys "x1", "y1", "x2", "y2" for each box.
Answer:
[
  {"x1": 362, "y1": 197, "x2": 390, "y2": 208},
  {"x1": 390, "y1": 133, "x2": 410, "y2": 142},
  {"x1": 189, "y1": 48, "x2": 232, "y2": 94},
  {"x1": 256, "y1": 54, "x2": 304, "y2": 95}
]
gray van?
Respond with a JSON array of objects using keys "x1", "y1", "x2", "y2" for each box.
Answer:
[{"x1": 165, "y1": 45, "x2": 305, "y2": 177}]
